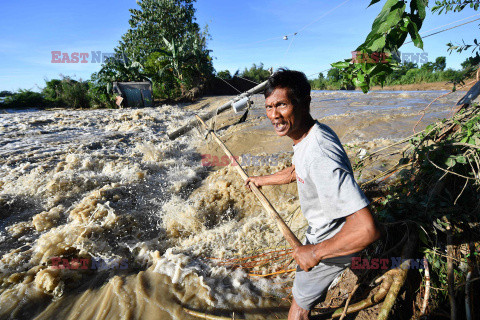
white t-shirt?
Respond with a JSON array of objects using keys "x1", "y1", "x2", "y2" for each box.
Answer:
[{"x1": 293, "y1": 121, "x2": 370, "y2": 245}]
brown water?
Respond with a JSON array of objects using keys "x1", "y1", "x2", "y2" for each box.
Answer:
[{"x1": 0, "y1": 90, "x2": 467, "y2": 319}]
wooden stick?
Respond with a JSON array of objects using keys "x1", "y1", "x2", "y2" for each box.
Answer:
[
  {"x1": 339, "y1": 283, "x2": 360, "y2": 320},
  {"x1": 446, "y1": 227, "x2": 457, "y2": 320},
  {"x1": 184, "y1": 308, "x2": 233, "y2": 320},
  {"x1": 420, "y1": 257, "x2": 430, "y2": 316},
  {"x1": 195, "y1": 115, "x2": 302, "y2": 249}
]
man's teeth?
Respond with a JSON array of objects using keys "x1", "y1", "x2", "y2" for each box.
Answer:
[{"x1": 275, "y1": 123, "x2": 286, "y2": 130}]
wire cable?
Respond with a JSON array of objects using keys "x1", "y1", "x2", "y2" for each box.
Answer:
[
  {"x1": 405, "y1": 17, "x2": 480, "y2": 44},
  {"x1": 215, "y1": 76, "x2": 242, "y2": 94},
  {"x1": 419, "y1": 13, "x2": 480, "y2": 35},
  {"x1": 234, "y1": 75, "x2": 259, "y2": 85},
  {"x1": 231, "y1": 0, "x2": 351, "y2": 49}
]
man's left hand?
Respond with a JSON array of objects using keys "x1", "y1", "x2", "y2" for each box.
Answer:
[{"x1": 292, "y1": 244, "x2": 321, "y2": 272}]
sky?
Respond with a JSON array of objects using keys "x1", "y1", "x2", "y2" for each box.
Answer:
[{"x1": 0, "y1": 0, "x2": 479, "y2": 92}]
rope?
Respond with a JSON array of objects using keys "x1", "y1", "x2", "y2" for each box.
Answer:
[
  {"x1": 234, "y1": 75, "x2": 259, "y2": 85},
  {"x1": 215, "y1": 76, "x2": 242, "y2": 94}
]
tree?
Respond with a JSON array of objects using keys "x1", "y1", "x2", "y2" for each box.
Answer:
[
  {"x1": 420, "y1": 61, "x2": 435, "y2": 72},
  {"x1": 119, "y1": 0, "x2": 213, "y2": 97},
  {"x1": 119, "y1": 0, "x2": 200, "y2": 62},
  {"x1": 217, "y1": 70, "x2": 232, "y2": 80},
  {"x1": 0, "y1": 91, "x2": 13, "y2": 97},
  {"x1": 460, "y1": 53, "x2": 480, "y2": 69},
  {"x1": 2, "y1": 89, "x2": 46, "y2": 109},
  {"x1": 91, "y1": 0, "x2": 214, "y2": 100},
  {"x1": 43, "y1": 76, "x2": 91, "y2": 109},
  {"x1": 327, "y1": 68, "x2": 341, "y2": 82},
  {"x1": 240, "y1": 63, "x2": 271, "y2": 83}
]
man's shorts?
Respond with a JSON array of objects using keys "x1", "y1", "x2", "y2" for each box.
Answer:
[{"x1": 292, "y1": 233, "x2": 353, "y2": 310}]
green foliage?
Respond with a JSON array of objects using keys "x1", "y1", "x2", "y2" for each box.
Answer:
[
  {"x1": 43, "y1": 77, "x2": 92, "y2": 109},
  {"x1": 120, "y1": 0, "x2": 200, "y2": 62},
  {"x1": 0, "y1": 90, "x2": 13, "y2": 97},
  {"x1": 433, "y1": 1, "x2": 480, "y2": 80},
  {"x1": 420, "y1": 61, "x2": 435, "y2": 72},
  {"x1": 1, "y1": 89, "x2": 46, "y2": 109},
  {"x1": 216, "y1": 70, "x2": 232, "y2": 80},
  {"x1": 461, "y1": 53, "x2": 480, "y2": 69},
  {"x1": 331, "y1": 0, "x2": 479, "y2": 93},
  {"x1": 358, "y1": 106, "x2": 480, "y2": 306},
  {"x1": 114, "y1": 0, "x2": 214, "y2": 99},
  {"x1": 240, "y1": 63, "x2": 271, "y2": 83},
  {"x1": 309, "y1": 73, "x2": 331, "y2": 90},
  {"x1": 311, "y1": 57, "x2": 465, "y2": 89},
  {"x1": 331, "y1": 0, "x2": 428, "y2": 93},
  {"x1": 434, "y1": 56, "x2": 447, "y2": 71},
  {"x1": 432, "y1": 0, "x2": 480, "y2": 13}
]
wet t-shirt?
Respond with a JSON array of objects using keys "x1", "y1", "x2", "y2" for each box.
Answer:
[{"x1": 292, "y1": 121, "x2": 370, "y2": 245}]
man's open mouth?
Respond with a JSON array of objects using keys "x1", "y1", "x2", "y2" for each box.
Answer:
[{"x1": 273, "y1": 122, "x2": 287, "y2": 132}]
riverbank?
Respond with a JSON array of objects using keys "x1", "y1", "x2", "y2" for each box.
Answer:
[{"x1": 370, "y1": 79, "x2": 472, "y2": 91}]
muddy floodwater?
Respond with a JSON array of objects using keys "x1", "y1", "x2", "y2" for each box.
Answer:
[{"x1": 0, "y1": 90, "x2": 466, "y2": 319}]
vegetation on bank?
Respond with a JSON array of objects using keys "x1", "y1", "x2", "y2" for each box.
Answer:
[{"x1": 320, "y1": 0, "x2": 480, "y2": 318}]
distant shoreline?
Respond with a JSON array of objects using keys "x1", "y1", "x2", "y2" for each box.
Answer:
[{"x1": 370, "y1": 80, "x2": 471, "y2": 91}]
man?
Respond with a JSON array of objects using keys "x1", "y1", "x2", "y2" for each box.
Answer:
[{"x1": 245, "y1": 69, "x2": 380, "y2": 320}]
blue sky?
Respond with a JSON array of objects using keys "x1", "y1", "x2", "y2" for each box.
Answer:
[{"x1": 1, "y1": 0, "x2": 479, "y2": 92}]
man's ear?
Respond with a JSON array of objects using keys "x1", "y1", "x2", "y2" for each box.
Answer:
[
  {"x1": 306, "y1": 96, "x2": 311, "y2": 107},
  {"x1": 303, "y1": 96, "x2": 311, "y2": 112}
]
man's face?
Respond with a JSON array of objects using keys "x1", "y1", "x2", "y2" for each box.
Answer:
[{"x1": 265, "y1": 87, "x2": 305, "y2": 137}]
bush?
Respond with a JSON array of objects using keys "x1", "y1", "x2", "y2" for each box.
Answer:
[
  {"x1": 1, "y1": 89, "x2": 46, "y2": 109},
  {"x1": 240, "y1": 63, "x2": 271, "y2": 83},
  {"x1": 43, "y1": 77, "x2": 92, "y2": 109}
]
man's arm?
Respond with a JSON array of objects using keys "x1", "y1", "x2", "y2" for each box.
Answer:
[
  {"x1": 292, "y1": 206, "x2": 380, "y2": 271},
  {"x1": 245, "y1": 165, "x2": 296, "y2": 189}
]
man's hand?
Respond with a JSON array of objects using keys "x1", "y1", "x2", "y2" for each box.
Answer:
[
  {"x1": 244, "y1": 176, "x2": 265, "y2": 191},
  {"x1": 292, "y1": 244, "x2": 321, "y2": 272},
  {"x1": 245, "y1": 165, "x2": 296, "y2": 191}
]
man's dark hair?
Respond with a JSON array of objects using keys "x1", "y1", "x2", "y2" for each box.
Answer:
[{"x1": 264, "y1": 68, "x2": 311, "y2": 112}]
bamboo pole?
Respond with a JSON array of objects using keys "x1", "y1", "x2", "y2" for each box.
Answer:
[
  {"x1": 195, "y1": 115, "x2": 302, "y2": 249},
  {"x1": 168, "y1": 80, "x2": 268, "y2": 140}
]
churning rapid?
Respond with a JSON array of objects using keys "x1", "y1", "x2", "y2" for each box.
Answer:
[{"x1": 0, "y1": 90, "x2": 465, "y2": 319}]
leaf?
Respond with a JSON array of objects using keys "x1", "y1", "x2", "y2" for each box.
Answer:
[
  {"x1": 353, "y1": 78, "x2": 367, "y2": 87},
  {"x1": 368, "y1": 0, "x2": 382, "y2": 7},
  {"x1": 331, "y1": 61, "x2": 350, "y2": 68},
  {"x1": 445, "y1": 157, "x2": 456, "y2": 167},
  {"x1": 411, "y1": 0, "x2": 427, "y2": 20},
  {"x1": 419, "y1": 229, "x2": 428, "y2": 245},
  {"x1": 369, "y1": 35, "x2": 387, "y2": 51},
  {"x1": 405, "y1": 16, "x2": 424, "y2": 49},
  {"x1": 456, "y1": 156, "x2": 467, "y2": 164},
  {"x1": 363, "y1": 0, "x2": 406, "y2": 46}
]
